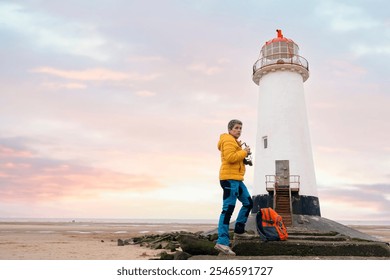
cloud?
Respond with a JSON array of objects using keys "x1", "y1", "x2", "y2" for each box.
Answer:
[
  {"x1": 186, "y1": 59, "x2": 230, "y2": 76},
  {"x1": 316, "y1": 1, "x2": 381, "y2": 32},
  {"x1": 0, "y1": 2, "x2": 110, "y2": 60},
  {"x1": 351, "y1": 44, "x2": 390, "y2": 56},
  {"x1": 31, "y1": 67, "x2": 161, "y2": 82},
  {"x1": 0, "y1": 139, "x2": 163, "y2": 203},
  {"x1": 127, "y1": 55, "x2": 166, "y2": 62},
  {"x1": 313, "y1": 2, "x2": 390, "y2": 58},
  {"x1": 135, "y1": 90, "x2": 156, "y2": 97},
  {"x1": 41, "y1": 82, "x2": 87, "y2": 90},
  {"x1": 328, "y1": 60, "x2": 367, "y2": 78},
  {"x1": 187, "y1": 63, "x2": 223, "y2": 75},
  {"x1": 0, "y1": 143, "x2": 34, "y2": 158},
  {"x1": 318, "y1": 183, "x2": 390, "y2": 221}
]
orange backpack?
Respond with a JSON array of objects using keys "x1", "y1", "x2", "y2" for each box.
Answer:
[{"x1": 256, "y1": 207, "x2": 288, "y2": 241}]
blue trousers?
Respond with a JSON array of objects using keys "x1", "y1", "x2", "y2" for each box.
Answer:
[{"x1": 217, "y1": 180, "x2": 253, "y2": 246}]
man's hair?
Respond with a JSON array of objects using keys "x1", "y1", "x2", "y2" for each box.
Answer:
[{"x1": 228, "y1": 119, "x2": 242, "y2": 131}]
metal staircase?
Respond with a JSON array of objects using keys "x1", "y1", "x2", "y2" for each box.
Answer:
[
  {"x1": 274, "y1": 184, "x2": 292, "y2": 226},
  {"x1": 265, "y1": 160, "x2": 300, "y2": 227}
]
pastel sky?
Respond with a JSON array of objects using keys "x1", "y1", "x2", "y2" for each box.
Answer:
[{"x1": 0, "y1": 0, "x2": 389, "y2": 223}]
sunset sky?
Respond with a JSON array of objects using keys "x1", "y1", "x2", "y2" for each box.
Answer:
[{"x1": 0, "y1": 0, "x2": 389, "y2": 223}]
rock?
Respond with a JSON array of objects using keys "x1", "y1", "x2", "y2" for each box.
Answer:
[
  {"x1": 164, "y1": 241, "x2": 180, "y2": 252},
  {"x1": 177, "y1": 233, "x2": 218, "y2": 255},
  {"x1": 159, "y1": 251, "x2": 174, "y2": 260},
  {"x1": 208, "y1": 233, "x2": 219, "y2": 242},
  {"x1": 297, "y1": 215, "x2": 309, "y2": 224},
  {"x1": 117, "y1": 238, "x2": 133, "y2": 246},
  {"x1": 157, "y1": 250, "x2": 192, "y2": 260},
  {"x1": 173, "y1": 251, "x2": 192, "y2": 260},
  {"x1": 151, "y1": 243, "x2": 163, "y2": 250},
  {"x1": 121, "y1": 231, "x2": 219, "y2": 255}
]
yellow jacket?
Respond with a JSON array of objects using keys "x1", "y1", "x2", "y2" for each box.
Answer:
[{"x1": 218, "y1": 133, "x2": 247, "y2": 181}]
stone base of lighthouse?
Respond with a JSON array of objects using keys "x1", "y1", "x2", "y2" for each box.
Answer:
[
  {"x1": 199, "y1": 213, "x2": 390, "y2": 258},
  {"x1": 252, "y1": 193, "x2": 321, "y2": 216}
]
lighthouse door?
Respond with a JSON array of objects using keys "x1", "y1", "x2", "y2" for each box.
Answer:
[
  {"x1": 275, "y1": 160, "x2": 290, "y2": 187},
  {"x1": 274, "y1": 160, "x2": 293, "y2": 226}
]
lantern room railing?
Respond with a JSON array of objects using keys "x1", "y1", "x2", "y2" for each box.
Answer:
[{"x1": 253, "y1": 53, "x2": 309, "y2": 74}]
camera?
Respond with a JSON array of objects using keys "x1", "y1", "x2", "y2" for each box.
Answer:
[
  {"x1": 243, "y1": 157, "x2": 253, "y2": 166},
  {"x1": 241, "y1": 142, "x2": 253, "y2": 166}
]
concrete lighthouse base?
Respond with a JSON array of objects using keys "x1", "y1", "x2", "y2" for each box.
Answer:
[
  {"x1": 252, "y1": 193, "x2": 321, "y2": 216},
  {"x1": 230, "y1": 214, "x2": 390, "y2": 258},
  {"x1": 197, "y1": 214, "x2": 390, "y2": 259}
]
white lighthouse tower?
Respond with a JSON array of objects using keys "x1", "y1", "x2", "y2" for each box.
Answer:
[{"x1": 251, "y1": 30, "x2": 320, "y2": 224}]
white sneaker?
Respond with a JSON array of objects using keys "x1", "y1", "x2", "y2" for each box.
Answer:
[{"x1": 214, "y1": 243, "x2": 236, "y2": 256}]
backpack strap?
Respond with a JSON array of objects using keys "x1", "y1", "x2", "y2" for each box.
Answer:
[
  {"x1": 267, "y1": 208, "x2": 274, "y2": 224},
  {"x1": 255, "y1": 211, "x2": 268, "y2": 241}
]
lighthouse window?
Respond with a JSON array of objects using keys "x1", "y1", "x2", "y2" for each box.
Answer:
[
  {"x1": 263, "y1": 136, "x2": 268, "y2": 149},
  {"x1": 263, "y1": 42, "x2": 299, "y2": 58}
]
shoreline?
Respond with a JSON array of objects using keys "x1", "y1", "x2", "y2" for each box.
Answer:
[
  {"x1": 2, "y1": 217, "x2": 389, "y2": 225},
  {"x1": 0, "y1": 222, "x2": 389, "y2": 260}
]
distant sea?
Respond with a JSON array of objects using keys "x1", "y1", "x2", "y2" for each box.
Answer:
[
  {"x1": 1, "y1": 217, "x2": 390, "y2": 226},
  {"x1": 0, "y1": 218, "x2": 218, "y2": 224},
  {"x1": 337, "y1": 220, "x2": 390, "y2": 226}
]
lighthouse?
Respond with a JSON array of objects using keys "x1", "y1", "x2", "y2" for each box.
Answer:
[{"x1": 251, "y1": 30, "x2": 320, "y2": 224}]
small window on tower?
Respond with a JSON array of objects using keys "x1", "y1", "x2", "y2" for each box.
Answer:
[{"x1": 263, "y1": 136, "x2": 268, "y2": 149}]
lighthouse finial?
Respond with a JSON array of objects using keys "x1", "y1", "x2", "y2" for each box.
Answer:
[{"x1": 276, "y1": 29, "x2": 283, "y2": 38}]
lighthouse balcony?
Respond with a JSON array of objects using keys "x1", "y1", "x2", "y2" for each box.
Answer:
[
  {"x1": 252, "y1": 54, "x2": 309, "y2": 84},
  {"x1": 265, "y1": 175, "x2": 300, "y2": 192}
]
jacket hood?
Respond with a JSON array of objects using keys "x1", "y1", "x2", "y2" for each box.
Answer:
[{"x1": 218, "y1": 133, "x2": 233, "y2": 151}]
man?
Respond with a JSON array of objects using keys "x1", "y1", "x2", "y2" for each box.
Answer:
[{"x1": 214, "y1": 119, "x2": 253, "y2": 256}]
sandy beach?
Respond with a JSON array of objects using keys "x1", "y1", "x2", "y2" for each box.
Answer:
[
  {"x1": 0, "y1": 221, "x2": 215, "y2": 260},
  {"x1": 0, "y1": 221, "x2": 389, "y2": 260}
]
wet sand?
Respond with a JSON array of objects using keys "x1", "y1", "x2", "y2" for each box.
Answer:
[
  {"x1": 0, "y1": 222, "x2": 215, "y2": 260},
  {"x1": 0, "y1": 222, "x2": 388, "y2": 260}
]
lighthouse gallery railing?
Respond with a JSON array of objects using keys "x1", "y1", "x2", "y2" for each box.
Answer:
[
  {"x1": 265, "y1": 175, "x2": 300, "y2": 192},
  {"x1": 253, "y1": 53, "x2": 309, "y2": 74}
]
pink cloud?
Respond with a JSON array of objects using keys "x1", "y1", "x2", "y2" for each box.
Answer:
[
  {"x1": 186, "y1": 63, "x2": 223, "y2": 75},
  {"x1": 316, "y1": 146, "x2": 357, "y2": 154},
  {"x1": 0, "y1": 145, "x2": 34, "y2": 158},
  {"x1": 185, "y1": 56, "x2": 230, "y2": 76},
  {"x1": 41, "y1": 82, "x2": 87, "y2": 90},
  {"x1": 0, "y1": 141, "x2": 164, "y2": 203},
  {"x1": 31, "y1": 67, "x2": 161, "y2": 82},
  {"x1": 135, "y1": 90, "x2": 156, "y2": 97},
  {"x1": 318, "y1": 184, "x2": 390, "y2": 220}
]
